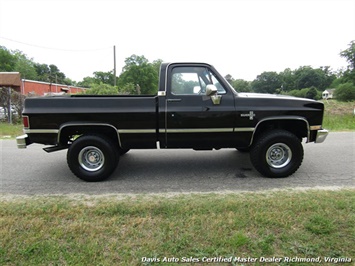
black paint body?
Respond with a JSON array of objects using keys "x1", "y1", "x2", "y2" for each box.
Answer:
[{"x1": 22, "y1": 62, "x2": 325, "y2": 150}]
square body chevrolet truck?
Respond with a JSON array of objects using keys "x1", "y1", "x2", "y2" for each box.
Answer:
[{"x1": 17, "y1": 62, "x2": 328, "y2": 181}]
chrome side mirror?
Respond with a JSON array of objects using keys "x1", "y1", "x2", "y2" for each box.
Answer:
[
  {"x1": 206, "y1": 84, "x2": 218, "y2": 96},
  {"x1": 211, "y1": 94, "x2": 222, "y2": 105},
  {"x1": 206, "y1": 84, "x2": 221, "y2": 105}
]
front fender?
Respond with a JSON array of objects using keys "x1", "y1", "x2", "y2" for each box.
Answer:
[{"x1": 249, "y1": 116, "x2": 310, "y2": 146}]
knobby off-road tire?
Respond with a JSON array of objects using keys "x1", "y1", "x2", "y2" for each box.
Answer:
[
  {"x1": 250, "y1": 130, "x2": 303, "y2": 178},
  {"x1": 67, "y1": 135, "x2": 119, "y2": 182}
]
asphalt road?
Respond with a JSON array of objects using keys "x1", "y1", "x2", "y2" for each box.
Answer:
[{"x1": 1, "y1": 132, "x2": 354, "y2": 195}]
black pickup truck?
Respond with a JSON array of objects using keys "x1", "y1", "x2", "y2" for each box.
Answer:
[{"x1": 17, "y1": 62, "x2": 328, "y2": 182}]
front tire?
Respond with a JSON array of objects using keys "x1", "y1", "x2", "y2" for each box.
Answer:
[
  {"x1": 67, "y1": 135, "x2": 119, "y2": 182},
  {"x1": 250, "y1": 130, "x2": 303, "y2": 178}
]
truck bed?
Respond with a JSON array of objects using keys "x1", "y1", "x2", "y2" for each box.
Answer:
[{"x1": 23, "y1": 95, "x2": 158, "y2": 148}]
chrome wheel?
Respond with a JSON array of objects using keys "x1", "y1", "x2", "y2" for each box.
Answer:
[
  {"x1": 266, "y1": 143, "x2": 292, "y2": 168},
  {"x1": 250, "y1": 130, "x2": 303, "y2": 178},
  {"x1": 78, "y1": 146, "x2": 105, "y2": 172}
]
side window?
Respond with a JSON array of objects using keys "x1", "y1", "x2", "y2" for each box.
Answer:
[
  {"x1": 171, "y1": 67, "x2": 202, "y2": 95},
  {"x1": 170, "y1": 66, "x2": 227, "y2": 95}
]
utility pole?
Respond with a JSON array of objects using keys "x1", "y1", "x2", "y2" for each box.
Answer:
[{"x1": 113, "y1": 45, "x2": 116, "y2": 87}]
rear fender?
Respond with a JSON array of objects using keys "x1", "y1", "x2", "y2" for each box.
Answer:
[{"x1": 58, "y1": 122, "x2": 121, "y2": 147}]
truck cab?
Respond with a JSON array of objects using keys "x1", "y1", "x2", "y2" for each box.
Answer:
[{"x1": 157, "y1": 63, "x2": 239, "y2": 149}]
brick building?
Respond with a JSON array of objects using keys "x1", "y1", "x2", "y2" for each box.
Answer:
[
  {"x1": 21, "y1": 79, "x2": 86, "y2": 95},
  {"x1": 0, "y1": 72, "x2": 86, "y2": 95}
]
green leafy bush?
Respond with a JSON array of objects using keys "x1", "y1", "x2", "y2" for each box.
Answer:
[
  {"x1": 286, "y1": 87, "x2": 321, "y2": 100},
  {"x1": 335, "y1": 82, "x2": 355, "y2": 102}
]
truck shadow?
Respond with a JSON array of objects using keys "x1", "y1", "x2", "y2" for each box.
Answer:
[{"x1": 112, "y1": 149, "x2": 256, "y2": 181}]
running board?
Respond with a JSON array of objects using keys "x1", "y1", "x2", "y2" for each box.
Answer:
[{"x1": 43, "y1": 145, "x2": 69, "y2": 153}]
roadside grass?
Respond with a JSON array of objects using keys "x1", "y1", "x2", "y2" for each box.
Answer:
[
  {"x1": 322, "y1": 100, "x2": 355, "y2": 131},
  {"x1": 323, "y1": 113, "x2": 355, "y2": 131},
  {"x1": 1, "y1": 190, "x2": 354, "y2": 265},
  {"x1": 0, "y1": 123, "x2": 23, "y2": 138}
]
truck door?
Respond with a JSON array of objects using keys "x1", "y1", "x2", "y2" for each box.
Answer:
[{"x1": 164, "y1": 65, "x2": 236, "y2": 149}]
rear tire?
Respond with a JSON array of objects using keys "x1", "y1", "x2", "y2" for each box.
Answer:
[
  {"x1": 250, "y1": 130, "x2": 303, "y2": 178},
  {"x1": 67, "y1": 135, "x2": 119, "y2": 182}
]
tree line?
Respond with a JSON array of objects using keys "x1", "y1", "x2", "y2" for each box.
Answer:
[
  {"x1": 0, "y1": 46, "x2": 71, "y2": 84},
  {"x1": 1, "y1": 41, "x2": 355, "y2": 102},
  {"x1": 227, "y1": 41, "x2": 355, "y2": 101}
]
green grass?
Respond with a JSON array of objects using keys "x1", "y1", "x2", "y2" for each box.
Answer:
[
  {"x1": 322, "y1": 100, "x2": 355, "y2": 131},
  {"x1": 1, "y1": 190, "x2": 354, "y2": 265},
  {"x1": 323, "y1": 113, "x2": 355, "y2": 131},
  {"x1": 0, "y1": 123, "x2": 23, "y2": 138}
]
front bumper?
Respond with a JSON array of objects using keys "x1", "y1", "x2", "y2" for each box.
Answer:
[
  {"x1": 16, "y1": 134, "x2": 29, "y2": 149},
  {"x1": 315, "y1": 129, "x2": 329, "y2": 143}
]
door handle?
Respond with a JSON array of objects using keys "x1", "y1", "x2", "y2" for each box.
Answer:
[{"x1": 167, "y1": 99, "x2": 182, "y2": 102}]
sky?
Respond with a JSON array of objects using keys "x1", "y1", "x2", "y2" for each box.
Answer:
[{"x1": 0, "y1": 0, "x2": 354, "y2": 82}]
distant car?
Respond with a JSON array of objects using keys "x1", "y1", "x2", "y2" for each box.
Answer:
[
  {"x1": 0, "y1": 106, "x2": 18, "y2": 119},
  {"x1": 0, "y1": 107, "x2": 5, "y2": 119}
]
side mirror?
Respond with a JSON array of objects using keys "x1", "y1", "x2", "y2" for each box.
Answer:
[
  {"x1": 206, "y1": 84, "x2": 222, "y2": 105},
  {"x1": 206, "y1": 84, "x2": 218, "y2": 96}
]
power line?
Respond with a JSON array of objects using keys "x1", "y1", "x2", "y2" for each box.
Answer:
[{"x1": 0, "y1": 36, "x2": 111, "y2": 52}]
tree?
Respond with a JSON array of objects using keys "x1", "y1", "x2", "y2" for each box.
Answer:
[
  {"x1": 34, "y1": 63, "x2": 50, "y2": 81},
  {"x1": 118, "y1": 82, "x2": 137, "y2": 95},
  {"x1": 278, "y1": 66, "x2": 336, "y2": 92},
  {"x1": 10, "y1": 89, "x2": 25, "y2": 121},
  {"x1": 34, "y1": 63, "x2": 67, "y2": 84},
  {"x1": 223, "y1": 74, "x2": 252, "y2": 92},
  {"x1": 77, "y1": 76, "x2": 96, "y2": 88},
  {"x1": 294, "y1": 66, "x2": 321, "y2": 90},
  {"x1": 0, "y1": 87, "x2": 11, "y2": 121},
  {"x1": 49, "y1": 64, "x2": 66, "y2": 84},
  {"x1": 231, "y1": 79, "x2": 252, "y2": 92},
  {"x1": 77, "y1": 70, "x2": 117, "y2": 88},
  {"x1": 0, "y1": 46, "x2": 16, "y2": 71},
  {"x1": 340, "y1": 40, "x2": 355, "y2": 84},
  {"x1": 118, "y1": 54, "x2": 159, "y2": 94},
  {"x1": 224, "y1": 74, "x2": 233, "y2": 84},
  {"x1": 151, "y1": 59, "x2": 163, "y2": 73},
  {"x1": 279, "y1": 68, "x2": 295, "y2": 92},
  {"x1": 12, "y1": 50, "x2": 38, "y2": 80},
  {"x1": 1, "y1": 45, "x2": 77, "y2": 85},
  {"x1": 286, "y1": 87, "x2": 320, "y2": 100},
  {"x1": 251, "y1": 72, "x2": 281, "y2": 94},
  {"x1": 0, "y1": 87, "x2": 24, "y2": 123},
  {"x1": 305, "y1": 87, "x2": 319, "y2": 100},
  {"x1": 83, "y1": 83, "x2": 118, "y2": 95},
  {"x1": 319, "y1": 66, "x2": 336, "y2": 89},
  {"x1": 93, "y1": 71, "x2": 116, "y2": 85},
  {"x1": 334, "y1": 82, "x2": 355, "y2": 102}
]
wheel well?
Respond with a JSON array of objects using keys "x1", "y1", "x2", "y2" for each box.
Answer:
[
  {"x1": 252, "y1": 119, "x2": 308, "y2": 144},
  {"x1": 58, "y1": 125, "x2": 120, "y2": 148}
]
